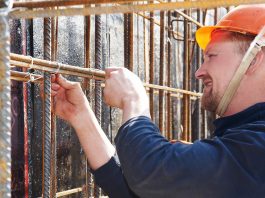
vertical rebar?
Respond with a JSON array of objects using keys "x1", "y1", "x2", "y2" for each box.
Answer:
[
  {"x1": 21, "y1": 16, "x2": 29, "y2": 198},
  {"x1": 124, "y1": 13, "x2": 134, "y2": 71},
  {"x1": 83, "y1": 13, "x2": 93, "y2": 198},
  {"x1": 128, "y1": 13, "x2": 133, "y2": 71},
  {"x1": 94, "y1": 14, "x2": 102, "y2": 198},
  {"x1": 166, "y1": 8, "x2": 172, "y2": 140},
  {"x1": 182, "y1": 10, "x2": 191, "y2": 142},
  {"x1": 0, "y1": 2, "x2": 11, "y2": 197},
  {"x1": 26, "y1": 17, "x2": 34, "y2": 198},
  {"x1": 43, "y1": 17, "x2": 52, "y2": 198},
  {"x1": 149, "y1": 9, "x2": 154, "y2": 120},
  {"x1": 159, "y1": 11, "x2": 165, "y2": 134},
  {"x1": 50, "y1": 16, "x2": 58, "y2": 198}
]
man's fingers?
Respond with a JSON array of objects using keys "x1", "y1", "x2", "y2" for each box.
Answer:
[
  {"x1": 105, "y1": 67, "x2": 122, "y2": 78},
  {"x1": 57, "y1": 74, "x2": 78, "y2": 89}
]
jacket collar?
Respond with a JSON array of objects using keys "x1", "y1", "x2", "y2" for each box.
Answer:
[{"x1": 213, "y1": 102, "x2": 265, "y2": 137}]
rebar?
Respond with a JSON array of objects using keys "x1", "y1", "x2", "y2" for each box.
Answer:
[
  {"x1": 182, "y1": 8, "x2": 192, "y2": 142},
  {"x1": 149, "y1": 8, "x2": 154, "y2": 119},
  {"x1": 159, "y1": 11, "x2": 165, "y2": 134},
  {"x1": 43, "y1": 17, "x2": 51, "y2": 198},
  {"x1": 83, "y1": 12, "x2": 93, "y2": 198},
  {"x1": 10, "y1": 54, "x2": 202, "y2": 97},
  {"x1": 0, "y1": 2, "x2": 11, "y2": 197},
  {"x1": 50, "y1": 15, "x2": 57, "y2": 198},
  {"x1": 9, "y1": 0, "x2": 265, "y2": 19},
  {"x1": 166, "y1": 7, "x2": 172, "y2": 140},
  {"x1": 13, "y1": 0, "x2": 146, "y2": 8},
  {"x1": 94, "y1": 13, "x2": 102, "y2": 198}
]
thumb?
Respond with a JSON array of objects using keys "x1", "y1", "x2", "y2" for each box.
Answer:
[{"x1": 56, "y1": 74, "x2": 76, "y2": 90}]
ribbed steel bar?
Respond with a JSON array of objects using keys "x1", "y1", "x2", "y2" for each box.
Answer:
[
  {"x1": 10, "y1": 54, "x2": 202, "y2": 97},
  {"x1": 124, "y1": 13, "x2": 128, "y2": 69},
  {"x1": 10, "y1": 71, "x2": 43, "y2": 82},
  {"x1": 25, "y1": 17, "x2": 34, "y2": 198},
  {"x1": 50, "y1": 15, "x2": 57, "y2": 198},
  {"x1": 94, "y1": 13, "x2": 102, "y2": 198},
  {"x1": 182, "y1": 9, "x2": 190, "y2": 142},
  {"x1": 13, "y1": 0, "x2": 147, "y2": 8},
  {"x1": 166, "y1": 7, "x2": 172, "y2": 140},
  {"x1": 128, "y1": 13, "x2": 133, "y2": 71},
  {"x1": 43, "y1": 17, "x2": 51, "y2": 198},
  {"x1": 83, "y1": 12, "x2": 93, "y2": 198},
  {"x1": 21, "y1": 17, "x2": 29, "y2": 198},
  {"x1": 9, "y1": 0, "x2": 265, "y2": 19},
  {"x1": 149, "y1": 8, "x2": 154, "y2": 119},
  {"x1": 0, "y1": 2, "x2": 11, "y2": 197},
  {"x1": 159, "y1": 11, "x2": 165, "y2": 134}
]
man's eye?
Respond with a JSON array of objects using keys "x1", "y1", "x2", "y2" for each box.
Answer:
[{"x1": 208, "y1": 54, "x2": 217, "y2": 58}]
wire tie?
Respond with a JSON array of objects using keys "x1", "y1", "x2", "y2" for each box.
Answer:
[{"x1": 54, "y1": 62, "x2": 62, "y2": 74}]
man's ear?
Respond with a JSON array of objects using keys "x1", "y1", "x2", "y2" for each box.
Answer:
[{"x1": 246, "y1": 50, "x2": 265, "y2": 74}]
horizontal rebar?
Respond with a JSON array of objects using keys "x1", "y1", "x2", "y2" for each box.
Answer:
[
  {"x1": 10, "y1": 70, "x2": 43, "y2": 82},
  {"x1": 10, "y1": 53, "x2": 202, "y2": 98},
  {"x1": 13, "y1": 0, "x2": 148, "y2": 8},
  {"x1": 9, "y1": 0, "x2": 265, "y2": 19}
]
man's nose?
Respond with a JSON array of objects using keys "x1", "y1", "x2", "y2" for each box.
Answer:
[{"x1": 195, "y1": 63, "x2": 206, "y2": 80}]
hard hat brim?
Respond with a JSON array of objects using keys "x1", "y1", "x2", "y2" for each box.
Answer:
[{"x1": 195, "y1": 26, "x2": 217, "y2": 50}]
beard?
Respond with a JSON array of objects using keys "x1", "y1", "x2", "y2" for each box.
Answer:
[{"x1": 201, "y1": 86, "x2": 220, "y2": 112}]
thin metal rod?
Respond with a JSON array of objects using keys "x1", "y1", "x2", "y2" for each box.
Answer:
[
  {"x1": 182, "y1": 9, "x2": 191, "y2": 142},
  {"x1": 43, "y1": 17, "x2": 51, "y2": 198},
  {"x1": 124, "y1": 13, "x2": 134, "y2": 71},
  {"x1": 50, "y1": 15, "x2": 58, "y2": 198},
  {"x1": 10, "y1": 54, "x2": 202, "y2": 97},
  {"x1": 94, "y1": 13, "x2": 102, "y2": 198},
  {"x1": 56, "y1": 187, "x2": 82, "y2": 197},
  {"x1": 83, "y1": 11, "x2": 93, "y2": 197},
  {"x1": 10, "y1": 70, "x2": 43, "y2": 82},
  {"x1": 0, "y1": 3, "x2": 11, "y2": 197},
  {"x1": 9, "y1": 0, "x2": 265, "y2": 19},
  {"x1": 149, "y1": 6, "x2": 155, "y2": 119},
  {"x1": 13, "y1": 0, "x2": 147, "y2": 8},
  {"x1": 159, "y1": 11, "x2": 165, "y2": 133},
  {"x1": 166, "y1": 7, "x2": 172, "y2": 140}
]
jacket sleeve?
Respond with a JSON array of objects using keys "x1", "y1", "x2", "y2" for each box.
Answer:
[
  {"x1": 114, "y1": 116, "x2": 224, "y2": 198},
  {"x1": 92, "y1": 156, "x2": 138, "y2": 198}
]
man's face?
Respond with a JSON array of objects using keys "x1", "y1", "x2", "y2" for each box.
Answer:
[{"x1": 195, "y1": 31, "x2": 244, "y2": 112}]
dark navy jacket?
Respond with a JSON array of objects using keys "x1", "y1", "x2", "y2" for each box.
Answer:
[{"x1": 93, "y1": 103, "x2": 265, "y2": 198}]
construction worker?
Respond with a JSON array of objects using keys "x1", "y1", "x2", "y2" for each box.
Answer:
[{"x1": 51, "y1": 4, "x2": 265, "y2": 198}]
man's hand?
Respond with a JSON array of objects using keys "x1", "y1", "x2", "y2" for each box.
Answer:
[
  {"x1": 104, "y1": 67, "x2": 150, "y2": 123},
  {"x1": 51, "y1": 74, "x2": 89, "y2": 126}
]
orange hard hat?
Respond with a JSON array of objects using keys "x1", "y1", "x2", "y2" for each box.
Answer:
[{"x1": 196, "y1": 4, "x2": 265, "y2": 50}]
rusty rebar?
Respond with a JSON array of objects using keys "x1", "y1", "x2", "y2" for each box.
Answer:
[
  {"x1": 166, "y1": 7, "x2": 172, "y2": 140},
  {"x1": 124, "y1": 13, "x2": 134, "y2": 71},
  {"x1": 0, "y1": 2, "x2": 11, "y2": 197},
  {"x1": 10, "y1": 0, "x2": 265, "y2": 19},
  {"x1": 182, "y1": 9, "x2": 191, "y2": 142},
  {"x1": 159, "y1": 11, "x2": 165, "y2": 134},
  {"x1": 43, "y1": 17, "x2": 51, "y2": 198},
  {"x1": 149, "y1": 9, "x2": 154, "y2": 120},
  {"x1": 10, "y1": 53, "x2": 202, "y2": 97},
  {"x1": 50, "y1": 15, "x2": 58, "y2": 198},
  {"x1": 13, "y1": 0, "x2": 146, "y2": 8},
  {"x1": 83, "y1": 12, "x2": 93, "y2": 198},
  {"x1": 94, "y1": 13, "x2": 102, "y2": 198}
]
